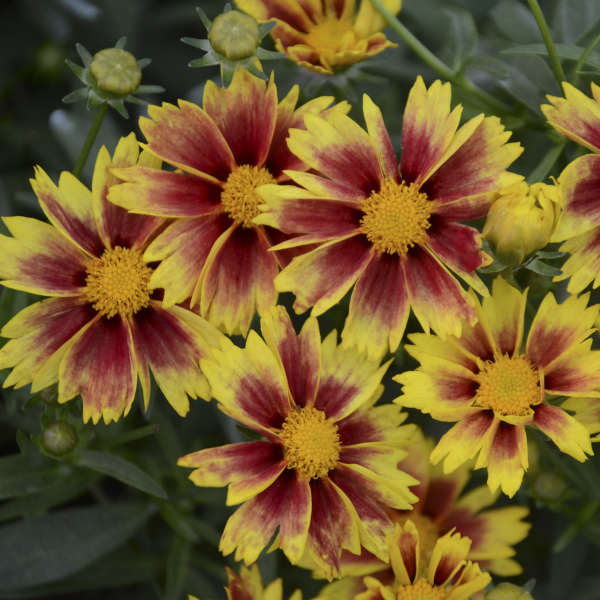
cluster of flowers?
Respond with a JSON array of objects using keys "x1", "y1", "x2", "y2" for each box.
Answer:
[{"x1": 2, "y1": 0, "x2": 600, "y2": 598}]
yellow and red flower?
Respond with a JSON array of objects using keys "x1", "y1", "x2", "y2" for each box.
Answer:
[
  {"x1": 317, "y1": 522, "x2": 491, "y2": 600},
  {"x1": 109, "y1": 68, "x2": 346, "y2": 336},
  {"x1": 237, "y1": 0, "x2": 401, "y2": 74},
  {"x1": 396, "y1": 276, "x2": 597, "y2": 497},
  {"x1": 0, "y1": 134, "x2": 222, "y2": 423},
  {"x1": 178, "y1": 306, "x2": 417, "y2": 578},
  {"x1": 219, "y1": 564, "x2": 302, "y2": 600},
  {"x1": 258, "y1": 76, "x2": 522, "y2": 359},
  {"x1": 541, "y1": 82, "x2": 600, "y2": 293}
]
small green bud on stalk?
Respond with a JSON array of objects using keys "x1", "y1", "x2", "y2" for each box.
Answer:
[
  {"x1": 208, "y1": 10, "x2": 261, "y2": 60},
  {"x1": 90, "y1": 48, "x2": 142, "y2": 95},
  {"x1": 42, "y1": 422, "x2": 78, "y2": 456}
]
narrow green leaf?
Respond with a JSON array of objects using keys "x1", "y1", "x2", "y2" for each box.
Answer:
[
  {"x1": 442, "y1": 6, "x2": 478, "y2": 72},
  {"x1": 181, "y1": 37, "x2": 212, "y2": 51},
  {"x1": 137, "y1": 57, "x2": 152, "y2": 69},
  {"x1": 76, "y1": 449, "x2": 167, "y2": 499},
  {"x1": 62, "y1": 87, "x2": 88, "y2": 104},
  {"x1": 0, "y1": 502, "x2": 155, "y2": 589},
  {"x1": 165, "y1": 536, "x2": 191, "y2": 600},
  {"x1": 136, "y1": 84, "x2": 165, "y2": 94},
  {"x1": 75, "y1": 42, "x2": 93, "y2": 67},
  {"x1": 0, "y1": 465, "x2": 69, "y2": 500},
  {"x1": 157, "y1": 500, "x2": 199, "y2": 543},
  {"x1": 525, "y1": 258, "x2": 562, "y2": 277},
  {"x1": 114, "y1": 36, "x2": 127, "y2": 49}
]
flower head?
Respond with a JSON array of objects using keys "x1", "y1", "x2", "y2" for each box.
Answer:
[
  {"x1": 396, "y1": 276, "x2": 597, "y2": 497},
  {"x1": 237, "y1": 0, "x2": 400, "y2": 74},
  {"x1": 221, "y1": 564, "x2": 302, "y2": 600},
  {"x1": 258, "y1": 76, "x2": 522, "y2": 359},
  {"x1": 178, "y1": 306, "x2": 417, "y2": 578},
  {"x1": 0, "y1": 134, "x2": 223, "y2": 423},
  {"x1": 109, "y1": 68, "x2": 347, "y2": 336}
]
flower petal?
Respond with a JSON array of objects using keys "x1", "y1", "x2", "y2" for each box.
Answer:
[
  {"x1": 260, "y1": 306, "x2": 321, "y2": 407},
  {"x1": 534, "y1": 404, "x2": 593, "y2": 462},
  {"x1": 58, "y1": 315, "x2": 137, "y2": 424},
  {"x1": 557, "y1": 226, "x2": 600, "y2": 294},
  {"x1": 342, "y1": 252, "x2": 409, "y2": 360},
  {"x1": 236, "y1": 0, "x2": 316, "y2": 33},
  {"x1": 198, "y1": 225, "x2": 278, "y2": 336},
  {"x1": 429, "y1": 530, "x2": 470, "y2": 586},
  {"x1": 404, "y1": 246, "x2": 476, "y2": 337},
  {"x1": 31, "y1": 167, "x2": 104, "y2": 256},
  {"x1": 144, "y1": 213, "x2": 231, "y2": 307},
  {"x1": 0, "y1": 217, "x2": 87, "y2": 296},
  {"x1": 140, "y1": 101, "x2": 234, "y2": 183},
  {"x1": 109, "y1": 167, "x2": 222, "y2": 217},
  {"x1": 201, "y1": 330, "x2": 291, "y2": 432},
  {"x1": 422, "y1": 467, "x2": 470, "y2": 524},
  {"x1": 542, "y1": 82, "x2": 600, "y2": 152},
  {"x1": 92, "y1": 134, "x2": 162, "y2": 250},
  {"x1": 203, "y1": 69, "x2": 277, "y2": 168},
  {"x1": 544, "y1": 339, "x2": 600, "y2": 397},
  {"x1": 388, "y1": 521, "x2": 419, "y2": 584},
  {"x1": 276, "y1": 234, "x2": 373, "y2": 315},
  {"x1": 526, "y1": 290, "x2": 597, "y2": 370},
  {"x1": 279, "y1": 472, "x2": 312, "y2": 564},
  {"x1": 363, "y1": 94, "x2": 397, "y2": 181},
  {"x1": 0, "y1": 297, "x2": 94, "y2": 390}
]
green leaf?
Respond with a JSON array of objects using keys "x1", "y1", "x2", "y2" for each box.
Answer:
[
  {"x1": 525, "y1": 258, "x2": 563, "y2": 277},
  {"x1": 0, "y1": 465, "x2": 69, "y2": 500},
  {"x1": 157, "y1": 500, "x2": 199, "y2": 543},
  {"x1": 180, "y1": 37, "x2": 212, "y2": 51},
  {"x1": 0, "y1": 502, "x2": 155, "y2": 589},
  {"x1": 75, "y1": 449, "x2": 167, "y2": 499},
  {"x1": 441, "y1": 6, "x2": 478, "y2": 72},
  {"x1": 75, "y1": 42, "x2": 92, "y2": 67},
  {"x1": 501, "y1": 43, "x2": 600, "y2": 69},
  {"x1": 165, "y1": 536, "x2": 191, "y2": 600},
  {"x1": 490, "y1": 0, "x2": 541, "y2": 43}
]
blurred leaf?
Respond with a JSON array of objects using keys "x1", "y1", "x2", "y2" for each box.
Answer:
[
  {"x1": 157, "y1": 499, "x2": 199, "y2": 542},
  {"x1": 0, "y1": 502, "x2": 155, "y2": 589},
  {"x1": 490, "y1": 0, "x2": 541, "y2": 43},
  {"x1": 165, "y1": 536, "x2": 191, "y2": 600},
  {"x1": 0, "y1": 464, "x2": 69, "y2": 500},
  {"x1": 76, "y1": 449, "x2": 167, "y2": 499},
  {"x1": 441, "y1": 5, "x2": 478, "y2": 72},
  {"x1": 553, "y1": 0, "x2": 600, "y2": 43},
  {"x1": 501, "y1": 43, "x2": 600, "y2": 69}
]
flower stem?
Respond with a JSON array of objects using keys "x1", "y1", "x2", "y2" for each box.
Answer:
[
  {"x1": 368, "y1": 0, "x2": 509, "y2": 115},
  {"x1": 526, "y1": 0, "x2": 566, "y2": 87},
  {"x1": 571, "y1": 34, "x2": 600, "y2": 84},
  {"x1": 73, "y1": 103, "x2": 108, "y2": 179}
]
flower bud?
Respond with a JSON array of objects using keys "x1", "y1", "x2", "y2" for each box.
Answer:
[
  {"x1": 41, "y1": 422, "x2": 78, "y2": 456},
  {"x1": 483, "y1": 182, "x2": 562, "y2": 266},
  {"x1": 90, "y1": 48, "x2": 141, "y2": 95},
  {"x1": 208, "y1": 10, "x2": 261, "y2": 60},
  {"x1": 486, "y1": 583, "x2": 535, "y2": 600},
  {"x1": 532, "y1": 472, "x2": 566, "y2": 501}
]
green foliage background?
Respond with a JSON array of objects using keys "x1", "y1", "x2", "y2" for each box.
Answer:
[{"x1": 1, "y1": 0, "x2": 600, "y2": 598}]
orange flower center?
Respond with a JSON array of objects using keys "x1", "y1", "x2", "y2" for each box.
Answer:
[
  {"x1": 305, "y1": 19, "x2": 357, "y2": 52},
  {"x1": 83, "y1": 246, "x2": 152, "y2": 318},
  {"x1": 474, "y1": 355, "x2": 541, "y2": 416},
  {"x1": 221, "y1": 164, "x2": 275, "y2": 227},
  {"x1": 360, "y1": 179, "x2": 432, "y2": 255},
  {"x1": 396, "y1": 579, "x2": 446, "y2": 600},
  {"x1": 279, "y1": 407, "x2": 341, "y2": 479},
  {"x1": 396, "y1": 513, "x2": 440, "y2": 566}
]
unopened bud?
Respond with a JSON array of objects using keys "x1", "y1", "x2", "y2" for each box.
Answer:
[
  {"x1": 90, "y1": 48, "x2": 141, "y2": 95},
  {"x1": 486, "y1": 583, "x2": 534, "y2": 600},
  {"x1": 483, "y1": 181, "x2": 562, "y2": 266},
  {"x1": 42, "y1": 422, "x2": 78, "y2": 456},
  {"x1": 208, "y1": 10, "x2": 261, "y2": 60},
  {"x1": 533, "y1": 472, "x2": 566, "y2": 501}
]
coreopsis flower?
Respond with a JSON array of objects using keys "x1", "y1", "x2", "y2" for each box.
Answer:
[
  {"x1": 258, "y1": 76, "x2": 522, "y2": 359},
  {"x1": 396, "y1": 276, "x2": 597, "y2": 497},
  {"x1": 217, "y1": 564, "x2": 302, "y2": 600},
  {"x1": 483, "y1": 181, "x2": 562, "y2": 266},
  {"x1": 541, "y1": 82, "x2": 600, "y2": 293},
  {"x1": 0, "y1": 134, "x2": 223, "y2": 423},
  {"x1": 109, "y1": 67, "x2": 347, "y2": 336},
  {"x1": 317, "y1": 522, "x2": 491, "y2": 600},
  {"x1": 237, "y1": 0, "x2": 401, "y2": 74},
  {"x1": 178, "y1": 306, "x2": 417, "y2": 578}
]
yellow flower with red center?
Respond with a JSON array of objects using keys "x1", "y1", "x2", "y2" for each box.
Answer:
[
  {"x1": 541, "y1": 82, "x2": 600, "y2": 293},
  {"x1": 396, "y1": 276, "x2": 598, "y2": 497},
  {"x1": 0, "y1": 134, "x2": 223, "y2": 423},
  {"x1": 108, "y1": 68, "x2": 347, "y2": 336},
  {"x1": 178, "y1": 306, "x2": 418, "y2": 578},
  {"x1": 237, "y1": 0, "x2": 401, "y2": 74},
  {"x1": 316, "y1": 522, "x2": 491, "y2": 600},
  {"x1": 213, "y1": 564, "x2": 302, "y2": 600},
  {"x1": 258, "y1": 76, "x2": 523, "y2": 359}
]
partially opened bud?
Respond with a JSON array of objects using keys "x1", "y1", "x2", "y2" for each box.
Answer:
[
  {"x1": 483, "y1": 181, "x2": 562, "y2": 266},
  {"x1": 208, "y1": 10, "x2": 261, "y2": 60},
  {"x1": 90, "y1": 48, "x2": 142, "y2": 95}
]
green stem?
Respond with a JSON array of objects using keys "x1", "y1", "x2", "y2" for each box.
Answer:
[
  {"x1": 553, "y1": 500, "x2": 600, "y2": 553},
  {"x1": 571, "y1": 34, "x2": 600, "y2": 83},
  {"x1": 527, "y1": 0, "x2": 566, "y2": 86},
  {"x1": 369, "y1": 0, "x2": 509, "y2": 115},
  {"x1": 526, "y1": 139, "x2": 566, "y2": 184},
  {"x1": 73, "y1": 103, "x2": 108, "y2": 179}
]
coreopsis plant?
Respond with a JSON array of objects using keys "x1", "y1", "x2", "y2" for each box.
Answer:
[
  {"x1": 396, "y1": 276, "x2": 597, "y2": 497},
  {"x1": 258, "y1": 76, "x2": 522, "y2": 359},
  {"x1": 0, "y1": 134, "x2": 223, "y2": 423},
  {"x1": 109, "y1": 67, "x2": 347, "y2": 336},
  {"x1": 178, "y1": 306, "x2": 417, "y2": 578}
]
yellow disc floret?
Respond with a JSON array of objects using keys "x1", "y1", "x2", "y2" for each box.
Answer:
[
  {"x1": 474, "y1": 355, "x2": 541, "y2": 416},
  {"x1": 90, "y1": 48, "x2": 141, "y2": 96},
  {"x1": 221, "y1": 165, "x2": 275, "y2": 228},
  {"x1": 279, "y1": 407, "x2": 341, "y2": 479},
  {"x1": 84, "y1": 246, "x2": 152, "y2": 318},
  {"x1": 396, "y1": 579, "x2": 447, "y2": 600},
  {"x1": 360, "y1": 179, "x2": 432, "y2": 255}
]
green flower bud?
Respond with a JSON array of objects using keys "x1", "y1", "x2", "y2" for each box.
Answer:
[
  {"x1": 533, "y1": 472, "x2": 566, "y2": 501},
  {"x1": 42, "y1": 422, "x2": 78, "y2": 456},
  {"x1": 90, "y1": 48, "x2": 141, "y2": 95},
  {"x1": 486, "y1": 583, "x2": 535, "y2": 600},
  {"x1": 208, "y1": 10, "x2": 261, "y2": 60},
  {"x1": 483, "y1": 181, "x2": 562, "y2": 266}
]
